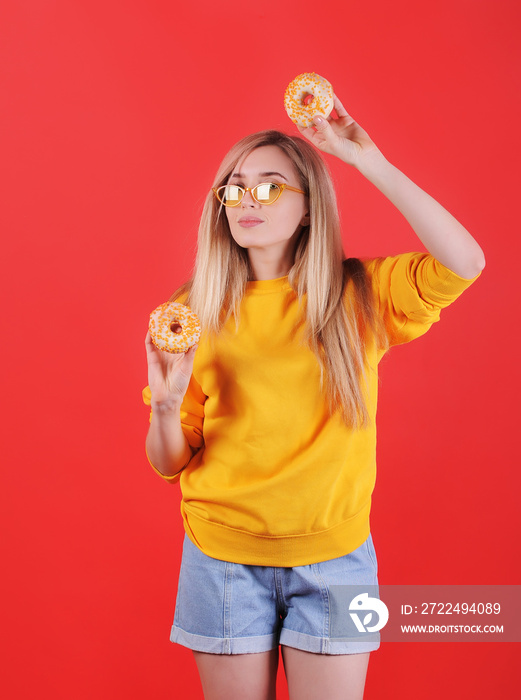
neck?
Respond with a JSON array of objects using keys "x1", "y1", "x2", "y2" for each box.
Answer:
[{"x1": 247, "y1": 246, "x2": 295, "y2": 281}]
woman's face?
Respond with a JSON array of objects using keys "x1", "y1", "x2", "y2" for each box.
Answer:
[{"x1": 224, "y1": 145, "x2": 309, "y2": 268}]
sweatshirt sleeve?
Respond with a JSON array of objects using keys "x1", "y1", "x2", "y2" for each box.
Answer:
[{"x1": 365, "y1": 252, "x2": 481, "y2": 346}]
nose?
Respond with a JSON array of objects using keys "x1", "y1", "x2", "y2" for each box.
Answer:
[{"x1": 241, "y1": 188, "x2": 260, "y2": 208}]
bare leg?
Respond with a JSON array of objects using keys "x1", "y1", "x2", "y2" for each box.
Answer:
[
  {"x1": 192, "y1": 648, "x2": 279, "y2": 700},
  {"x1": 281, "y1": 647, "x2": 370, "y2": 700}
]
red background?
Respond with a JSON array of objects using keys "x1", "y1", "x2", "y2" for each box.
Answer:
[{"x1": 2, "y1": 1, "x2": 520, "y2": 698}]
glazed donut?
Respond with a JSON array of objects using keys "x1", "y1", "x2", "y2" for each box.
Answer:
[
  {"x1": 284, "y1": 73, "x2": 334, "y2": 128},
  {"x1": 149, "y1": 302, "x2": 201, "y2": 354}
]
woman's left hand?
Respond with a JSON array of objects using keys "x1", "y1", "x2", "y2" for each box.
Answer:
[{"x1": 297, "y1": 94, "x2": 383, "y2": 169}]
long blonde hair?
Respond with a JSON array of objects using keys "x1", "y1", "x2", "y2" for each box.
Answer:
[{"x1": 172, "y1": 130, "x2": 387, "y2": 427}]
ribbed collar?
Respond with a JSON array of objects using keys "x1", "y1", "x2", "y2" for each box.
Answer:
[{"x1": 245, "y1": 275, "x2": 291, "y2": 294}]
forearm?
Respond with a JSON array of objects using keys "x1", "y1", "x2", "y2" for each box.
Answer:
[
  {"x1": 146, "y1": 401, "x2": 193, "y2": 477},
  {"x1": 355, "y1": 152, "x2": 486, "y2": 279}
]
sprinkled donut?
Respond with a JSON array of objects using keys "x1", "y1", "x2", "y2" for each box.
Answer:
[
  {"x1": 149, "y1": 302, "x2": 201, "y2": 354},
  {"x1": 284, "y1": 73, "x2": 334, "y2": 128}
]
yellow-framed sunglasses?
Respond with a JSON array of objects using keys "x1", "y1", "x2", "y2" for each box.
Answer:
[{"x1": 213, "y1": 182, "x2": 306, "y2": 207}]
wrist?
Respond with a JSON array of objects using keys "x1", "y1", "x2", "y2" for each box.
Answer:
[
  {"x1": 352, "y1": 148, "x2": 389, "y2": 177},
  {"x1": 150, "y1": 397, "x2": 183, "y2": 415}
]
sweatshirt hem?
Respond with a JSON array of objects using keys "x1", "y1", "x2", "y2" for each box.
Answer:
[{"x1": 181, "y1": 500, "x2": 372, "y2": 567}]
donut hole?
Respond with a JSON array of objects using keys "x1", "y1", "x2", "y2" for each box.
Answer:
[{"x1": 170, "y1": 322, "x2": 182, "y2": 334}]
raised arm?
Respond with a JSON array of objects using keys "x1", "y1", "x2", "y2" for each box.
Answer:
[{"x1": 298, "y1": 95, "x2": 485, "y2": 280}]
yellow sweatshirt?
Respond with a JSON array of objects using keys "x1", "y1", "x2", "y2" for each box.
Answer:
[{"x1": 143, "y1": 253, "x2": 480, "y2": 567}]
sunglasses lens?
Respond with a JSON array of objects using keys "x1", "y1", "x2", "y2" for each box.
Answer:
[
  {"x1": 216, "y1": 185, "x2": 242, "y2": 206},
  {"x1": 254, "y1": 183, "x2": 280, "y2": 204}
]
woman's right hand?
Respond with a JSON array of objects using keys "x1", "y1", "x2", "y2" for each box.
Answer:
[{"x1": 145, "y1": 331, "x2": 197, "y2": 408}]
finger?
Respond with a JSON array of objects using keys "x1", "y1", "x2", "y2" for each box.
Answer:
[
  {"x1": 182, "y1": 344, "x2": 198, "y2": 361},
  {"x1": 145, "y1": 331, "x2": 156, "y2": 354},
  {"x1": 186, "y1": 343, "x2": 199, "y2": 363},
  {"x1": 332, "y1": 94, "x2": 355, "y2": 124},
  {"x1": 145, "y1": 331, "x2": 160, "y2": 355},
  {"x1": 170, "y1": 343, "x2": 198, "y2": 365},
  {"x1": 296, "y1": 123, "x2": 318, "y2": 140},
  {"x1": 173, "y1": 345, "x2": 198, "y2": 382},
  {"x1": 311, "y1": 113, "x2": 332, "y2": 137}
]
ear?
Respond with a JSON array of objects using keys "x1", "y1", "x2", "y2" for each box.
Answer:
[{"x1": 300, "y1": 212, "x2": 310, "y2": 226}]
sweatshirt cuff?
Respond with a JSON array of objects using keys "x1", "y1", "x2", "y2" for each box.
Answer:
[
  {"x1": 145, "y1": 446, "x2": 184, "y2": 482},
  {"x1": 428, "y1": 258, "x2": 482, "y2": 297}
]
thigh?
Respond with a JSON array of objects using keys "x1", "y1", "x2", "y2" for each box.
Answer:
[
  {"x1": 193, "y1": 648, "x2": 279, "y2": 700},
  {"x1": 281, "y1": 647, "x2": 370, "y2": 700}
]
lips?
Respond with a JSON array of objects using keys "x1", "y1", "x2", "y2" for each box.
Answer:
[{"x1": 238, "y1": 216, "x2": 264, "y2": 228}]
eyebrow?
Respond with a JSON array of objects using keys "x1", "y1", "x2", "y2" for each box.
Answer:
[{"x1": 230, "y1": 171, "x2": 289, "y2": 182}]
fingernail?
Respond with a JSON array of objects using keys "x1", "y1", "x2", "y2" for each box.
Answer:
[{"x1": 313, "y1": 115, "x2": 324, "y2": 125}]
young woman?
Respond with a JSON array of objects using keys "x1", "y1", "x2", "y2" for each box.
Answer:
[{"x1": 143, "y1": 95, "x2": 485, "y2": 700}]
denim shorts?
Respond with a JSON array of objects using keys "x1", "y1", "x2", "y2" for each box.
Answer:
[{"x1": 170, "y1": 533, "x2": 381, "y2": 655}]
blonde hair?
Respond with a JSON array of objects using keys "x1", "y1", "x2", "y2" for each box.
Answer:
[{"x1": 172, "y1": 130, "x2": 387, "y2": 427}]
